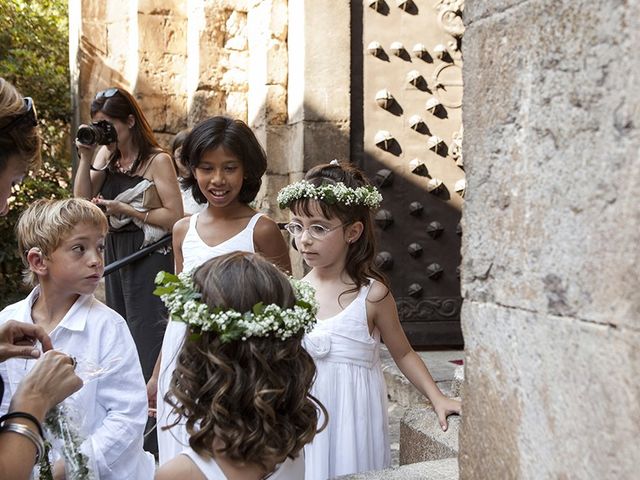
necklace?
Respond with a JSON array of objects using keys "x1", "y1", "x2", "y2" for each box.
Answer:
[{"x1": 116, "y1": 158, "x2": 134, "y2": 174}]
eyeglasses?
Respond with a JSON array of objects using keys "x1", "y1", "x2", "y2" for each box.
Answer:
[
  {"x1": 0, "y1": 97, "x2": 38, "y2": 134},
  {"x1": 284, "y1": 221, "x2": 346, "y2": 241},
  {"x1": 94, "y1": 88, "x2": 119, "y2": 100}
]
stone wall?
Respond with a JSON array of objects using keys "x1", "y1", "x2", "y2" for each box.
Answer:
[
  {"x1": 459, "y1": 1, "x2": 640, "y2": 478},
  {"x1": 71, "y1": 0, "x2": 351, "y2": 241}
]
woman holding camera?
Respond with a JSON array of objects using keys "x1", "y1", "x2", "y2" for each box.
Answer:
[{"x1": 73, "y1": 87, "x2": 182, "y2": 385}]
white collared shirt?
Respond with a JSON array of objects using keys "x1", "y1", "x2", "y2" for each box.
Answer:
[{"x1": 0, "y1": 287, "x2": 155, "y2": 479}]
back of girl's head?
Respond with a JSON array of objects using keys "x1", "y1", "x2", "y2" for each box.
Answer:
[
  {"x1": 291, "y1": 161, "x2": 386, "y2": 290},
  {"x1": 17, "y1": 197, "x2": 108, "y2": 286},
  {"x1": 180, "y1": 116, "x2": 267, "y2": 205},
  {"x1": 0, "y1": 78, "x2": 41, "y2": 174},
  {"x1": 166, "y1": 251, "x2": 322, "y2": 467},
  {"x1": 90, "y1": 87, "x2": 160, "y2": 169}
]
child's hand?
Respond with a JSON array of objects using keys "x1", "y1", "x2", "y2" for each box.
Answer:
[
  {"x1": 433, "y1": 396, "x2": 461, "y2": 432},
  {"x1": 52, "y1": 459, "x2": 66, "y2": 480},
  {"x1": 147, "y1": 376, "x2": 158, "y2": 417}
]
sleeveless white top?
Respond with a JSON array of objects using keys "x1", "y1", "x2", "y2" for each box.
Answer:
[
  {"x1": 180, "y1": 448, "x2": 305, "y2": 480},
  {"x1": 302, "y1": 280, "x2": 390, "y2": 479},
  {"x1": 157, "y1": 212, "x2": 263, "y2": 466}
]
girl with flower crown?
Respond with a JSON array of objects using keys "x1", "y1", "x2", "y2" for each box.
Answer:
[
  {"x1": 278, "y1": 161, "x2": 461, "y2": 479},
  {"x1": 147, "y1": 116, "x2": 291, "y2": 465},
  {"x1": 154, "y1": 251, "x2": 325, "y2": 480}
]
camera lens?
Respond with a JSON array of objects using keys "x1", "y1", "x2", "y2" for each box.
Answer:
[{"x1": 77, "y1": 125, "x2": 98, "y2": 145}]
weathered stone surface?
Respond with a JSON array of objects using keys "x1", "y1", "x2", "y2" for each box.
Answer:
[
  {"x1": 288, "y1": 0, "x2": 351, "y2": 123},
  {"x1": 462, "y1": 0, "x2": 640, "y2": 329},
  {"x1": 400, "y1": 407, "x2": 460, "y2": 465},
  {"x1": 459, "y1": 301, "x2": 640, "y2": 479},
  {"x1": 336, "y1": 458, "x2": 458, "y2": 480}
]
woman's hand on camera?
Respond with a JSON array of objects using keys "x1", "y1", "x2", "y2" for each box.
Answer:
[{"x1": 75, "y1": 126, "x2": 98, "y2": 159}]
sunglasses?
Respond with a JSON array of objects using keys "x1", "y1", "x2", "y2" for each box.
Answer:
[
  {"x1": 0, "y1": 97, "x2": 38, "y2": 134},
  {"x1": 94, "y1": 88, "x2": 119, "y2": 100}
]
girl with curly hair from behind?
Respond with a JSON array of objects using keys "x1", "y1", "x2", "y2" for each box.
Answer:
[{"x1": 155, "y1": 251, "x2": 326, "y2": 480}]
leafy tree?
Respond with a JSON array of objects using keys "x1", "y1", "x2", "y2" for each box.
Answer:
[{"x1": 0, "y1": 0, "x2": 71, "y2": 308}]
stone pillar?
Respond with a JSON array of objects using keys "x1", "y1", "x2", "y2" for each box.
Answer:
[
  {"x1": 460, "y1": 1, "x2": 640, "y2": 478},
  {"x1": 287, "y1": 0, "x2": 351, "y2": 174}
]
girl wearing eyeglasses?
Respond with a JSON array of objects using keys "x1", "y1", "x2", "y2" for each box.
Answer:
[
  {"x1": 278, "y1": 161, "x2": 461, "y2": 480},
  {"x1": 73, "y1": 87, "x2": 183, "y2": 389}
]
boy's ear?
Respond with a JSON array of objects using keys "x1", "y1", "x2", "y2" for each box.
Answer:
[
  {"x1": 26, "y1": 248, "x2": 48, "y2": 276},
  {"x1": 346, "y1": 221, "x2": 364, "y2": 245}
]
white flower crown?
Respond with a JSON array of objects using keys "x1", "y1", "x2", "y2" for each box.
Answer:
[
  {"x1": 277, "y1": 180, "x2": 383, "y2": 210},
  {"x1": 154, "y1": 271, "x2": 318, "y2": 343}
]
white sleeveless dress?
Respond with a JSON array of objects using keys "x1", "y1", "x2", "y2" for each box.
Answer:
[
  {"x1": 180, "y1": 448, "x2": 305, "y2": 480},
  {"x1": 302, "y1": 281, "x2": 390, "y2": 480},
  {"x1": 157, "y1": 212, "x2": 263, "y2": 465}
]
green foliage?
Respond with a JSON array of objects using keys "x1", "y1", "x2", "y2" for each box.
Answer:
[{"x1": 0, "y1": 0, "x2": 71, "y2": 308}]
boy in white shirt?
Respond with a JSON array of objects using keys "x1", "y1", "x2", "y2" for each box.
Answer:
[{"x1": 0, "y1": 198, "x2": 155, "y2": 479}]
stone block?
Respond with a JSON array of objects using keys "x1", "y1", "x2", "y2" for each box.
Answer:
[
  {"x1": 461, "y1": 0, "x2": 640, "y2": 328},
  {"x1": 224, "y1": 10, "x2": 247, "y2": 50},
  {"x1": 188, "y1": 90, "x2": 225, "y2": 125},
  {"x1": 459, "y1": 301, "x2": 640, "y2": 479},
  {"x1": 265, "y1": 84, "x2": 287, "y2": 125},
  {"x1": 288, "y1": 0, "x2": 351, "y2": 123},
  {"x1": 400, "y1": 407, "x2": 460, "y2": 465},
  {"x1": 300, "y1": 120, "x2": 350, "y2": 171},
  {"x1": 225, "y1": 92, "x2": 248, "y2": 122},
  {"x1": 336, "y1": 457, "x2": 458, "y2": 480}
]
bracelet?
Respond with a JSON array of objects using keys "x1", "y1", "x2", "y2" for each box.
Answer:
[
  {"x1": 143, "y1": 211, "x2": 150, "y2": 224},
  {"x1": 0, "y1": 411, "x2": 44, "y2": 437},
  {"x1": 0, "y1": 423, "x2": 44, "y2": 464}
]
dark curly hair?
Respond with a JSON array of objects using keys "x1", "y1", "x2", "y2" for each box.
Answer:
[
  {"x1": 164, "y1": 251, "x2": 326, "y2": 469},
  {"x1": 179, "y1": 116, "x2": 267, "y2": 205},
  {"x1": 290, "y1": 161, "x2": 388, "y2": 298}
]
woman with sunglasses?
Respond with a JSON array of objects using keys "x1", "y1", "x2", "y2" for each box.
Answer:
[
  {"x1": 0, "y1": 77, "x2": 83, "y2": 480},
  {"x1": 73, "y1": 87, "x2": 182, "y2": 389}
]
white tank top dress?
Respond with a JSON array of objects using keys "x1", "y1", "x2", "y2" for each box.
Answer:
[
  {"x1": 302, "y1": 280, "x2": 390, "y2": 479},
  {"x1": 180, "y1": 447, "x2": 305, "y2": 480},
  {"x1": 157, "y1": 212, "x2": 263, "y2": 466}
]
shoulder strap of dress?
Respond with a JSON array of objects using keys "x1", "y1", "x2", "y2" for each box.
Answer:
[
  {"x1": 179, "y1": 448, "x2": 226, "y2": 479},
  {"x1": 140, "y1": 151, "x2": 162, "y2": 176},
  {"x1": 189, "y1": 212, "x2": 199, "y2": 229},
  {"x1": 245, "y1": 212, "x2": 264, "y2": 231},
  {"x1": 359, "y1": 279, "x2": 375, "y2": 301}
]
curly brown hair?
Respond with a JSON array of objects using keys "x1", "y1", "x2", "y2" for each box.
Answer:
[{"x1": 164, "y1": 251, "x2": 326, "y2": 468}]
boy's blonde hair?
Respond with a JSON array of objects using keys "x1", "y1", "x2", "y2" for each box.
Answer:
[{"x1": 17, "y1": 198, "x2": 108, "y2": 286}]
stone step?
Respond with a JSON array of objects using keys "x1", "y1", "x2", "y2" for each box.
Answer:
[
  {"x1": 400, "y1": 406, "x2": 460, "y2": 465},
  {"x1": 334, "y1": 457, "x2": 459, "y2": 480},
  {"x1": 380, "y1": 347, "x2": 464, "y2": 408}
]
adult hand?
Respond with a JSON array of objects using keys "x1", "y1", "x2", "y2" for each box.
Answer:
[
  {"x1": 10, "y1": 350, "x2": 83, "y2": 420},
  {"x1": 0, "y1": 320, "x2": 53, "y2": 362},
  {"x1": 75, "y1": 129, "x2": 98, "y2": 158},
  {"x1": 91, "y1": 196, "x2": 125, "y2": 216}
]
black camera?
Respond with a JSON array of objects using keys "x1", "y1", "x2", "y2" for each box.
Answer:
[{"x1": 76, "y1": 120, "x2": 118, "y2": 146}]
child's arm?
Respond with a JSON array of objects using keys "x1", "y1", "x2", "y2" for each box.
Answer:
[
  {"x1": 368, "y1": 281, "x2": 461, "y2": 431},
  {"x1": 147, "y1": 218, "x2": 188, "y2": 412},
  {"x1": 81, "y1": 318, "x2": 151, "y2": 478},
  {"x1": 254, "y1": 216, "x2": 292, "y2": 274}
]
